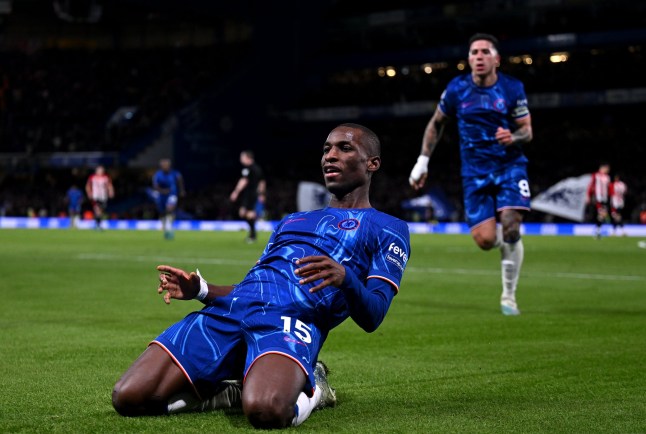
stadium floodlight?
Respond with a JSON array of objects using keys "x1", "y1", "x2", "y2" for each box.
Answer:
[{"x1": 549, "y1": 52, "x2": 569, "y2": 63}]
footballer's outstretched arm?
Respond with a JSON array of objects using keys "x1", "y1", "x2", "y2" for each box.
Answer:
[
  {"x1": 294, "y1": 255, "x2": 395, "y2": 332},
  {"x1": 410, "y1": 107, "x2": 449, "y2": 190},
  {"x1": 421, "y1": 107, "x2": 449, "y2": 157},
  {"x1": 157, "y1": 265, "x2": 234, "y2": 305}
]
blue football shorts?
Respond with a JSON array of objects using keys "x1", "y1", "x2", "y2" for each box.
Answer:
[
  {"x1": 152, "y1": 286, "x2": 323, "y2": 398},
  {"x1": 462, "y1": 165, "x2": 531, "y2": 228},
  {"x1": 156, "y1": 194, "x2": 178, "y2": 213}
]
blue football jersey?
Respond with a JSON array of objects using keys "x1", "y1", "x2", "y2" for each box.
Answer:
[
  {"x1": 234, "y1": 207, "x2": 411, "y2": 331},
  {"x1": 153, "y1": 170, "x2": 181, "y2": 195},
  {"x1": 439, "y1": 72, "x2": 530, "y2": 177},
  {"x1": 67, "y1": 187, "x2": 83, "y2": 208}
]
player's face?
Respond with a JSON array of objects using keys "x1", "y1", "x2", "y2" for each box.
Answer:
[
  {"x1": 240, "y1": 154, "x2": 252, "y2": 166},
  {"x1": 321, "y1": 127, "x2": 378, "y2": 196},
  {"x1": 468, "y1": 40, "x2": 499, "y2": 78}
]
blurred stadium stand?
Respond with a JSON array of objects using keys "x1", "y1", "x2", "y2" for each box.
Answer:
[{"x1": 0, "y1": 0, "x2": 645, "y2": 223}]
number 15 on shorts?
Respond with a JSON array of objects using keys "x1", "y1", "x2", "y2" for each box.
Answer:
[{"x1": 281, "y1": 316, "x2": 312, "y2": 343}]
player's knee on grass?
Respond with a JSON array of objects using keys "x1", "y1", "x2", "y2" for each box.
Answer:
[
  {"x1": 243, "y1": 391, "x2": 295, "y2": 429},
  {"x1": 112, "y1": 382, "x2": 135, "y2": 416},
  {"x1": 112, "y1": 380, "x2": 141, "y2": 416},
  {"x1": 112, "y1": 385, "x2": 133, "y2": 416},
  {"x1": 112, "y1": 380, "x2": 167, "y2": 417}
]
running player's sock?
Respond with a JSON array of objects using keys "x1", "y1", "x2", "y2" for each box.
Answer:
[
  {"x1": 291, "y1": 386, "x2": 322, "y2": 426},
  {"x1": 493, "y1": 224, "x2": 503, "y2": 249},
  {"x1": 500, "y1": 238, "x2": 524, "y2": 302},
  {"x1": 167, "y1": 381, "x2": 242, "y2": 414},
  {"x1": 163, "y1": 214, "x2": 175, "y2": 239}
]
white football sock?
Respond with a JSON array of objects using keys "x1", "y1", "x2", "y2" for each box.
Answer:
[
  {"x1": 164, "y1": 214, "x2": 174, "y2": 232},
  {"x1": 493, "y1": 224, "x2": 503, "y2": 249},
  {"x1": 167, "y1": 382, "x2": 242, "y2": 414},
  {"x1": 500, "y1": 238, "x2": 524, "y2": 303},
  {"x1": 167, "y1": 392, "x2": 200, "y2": 414},
  {"x1": 291, "y1": 386, "x2": 322, "y2": 427}
]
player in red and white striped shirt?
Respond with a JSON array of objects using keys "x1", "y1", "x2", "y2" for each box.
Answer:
[
  {"x1": 586, "y1": 162, "x2": 611, "y2": 239},
  {"x1": 609, "y1": 174, "x2": 627, "y2": 236},
  {"x1": 85, "y1": 165, "x2": 114, "y2": 230}
]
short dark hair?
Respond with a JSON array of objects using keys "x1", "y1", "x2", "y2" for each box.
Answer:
[
  {"x1": 338, "y1": 123, "x2": 381, "y2": 156},
  {"x1": 241, "y1": 150, "x2": 254, "y2": 159},
  {"x1": 468, "y1": 33, "x2": 500, "y2": 52}
]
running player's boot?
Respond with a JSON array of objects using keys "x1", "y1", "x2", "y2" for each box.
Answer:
[
  {"x1": 314, "y1": 361, "x2": 337, "y2": 410},
  {"x1": 501, "y1": 297, "x2": 521, "y2": 316}
]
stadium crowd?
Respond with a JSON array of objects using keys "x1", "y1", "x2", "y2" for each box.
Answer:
[
  {"x1": 0, "y1": 1, "x2": 644, "y2": 226},
  {"x1": 0, "y1": 46, "x2": 239, "y2": 154}
]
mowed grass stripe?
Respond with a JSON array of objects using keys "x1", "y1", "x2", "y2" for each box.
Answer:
[
  {"x1": 76, "y1": 252, "x2": 646, "y2": 281},
  {"x1": 0, "y1": 229, "x2": 644, "y2": 433}
]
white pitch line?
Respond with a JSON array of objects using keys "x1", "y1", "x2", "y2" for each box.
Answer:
[
  {"x1": 77, "y1": 253, "x2": 645, "y2": 282},
  {"x1": 77, "y1": 253, "x2": 251, "y2": 266},
  {"x1": 408, "y1": 266, "x2": 646, "y2": 281}
]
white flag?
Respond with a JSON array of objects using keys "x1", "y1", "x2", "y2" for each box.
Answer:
[
  {"x1": 531, "y1": 174, "x2": 591, "y2": 222},
  {"x1": 297, "y1": 182, "x2": 331, "y2": 212}
]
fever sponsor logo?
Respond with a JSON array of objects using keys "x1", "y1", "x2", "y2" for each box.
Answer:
[
  {"x1": 387, "y1": 242, "x2": 408, "y2": 262},
  {"x1": 386, "y1": 242, "x2": 408, "y2": 271}
]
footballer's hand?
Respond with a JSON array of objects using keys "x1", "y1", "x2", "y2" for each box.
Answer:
[
  {"x1": 295, "y1": 255, "x2": 345, "y2": 293},
  {"x1": 495, "y1": 127, "x2": 514, "y2": 146},
  {"x1": 409, "y1": 155, "x2": 429, "y2": 190},
  {"x1": 409, "y1": 172, "x2": 428, "y2": 191},
  {"x1": 157, "y1": 265, "x2": 200, "y2": 304}
]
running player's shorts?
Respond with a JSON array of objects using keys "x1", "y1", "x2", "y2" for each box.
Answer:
[
  {"x1": 152, "y1": 286, "x2": 323, "y2": 398},
  {"x1": 462, "y1": 165, "x2": 531, "y2": 228},
  {"x1": 156, "y1": 194, "x2": 178, "y2": 213}
]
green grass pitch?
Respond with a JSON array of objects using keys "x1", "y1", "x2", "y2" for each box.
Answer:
[{"x1": 0, "y1": 229, "x2": 644, "y2": 433}]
